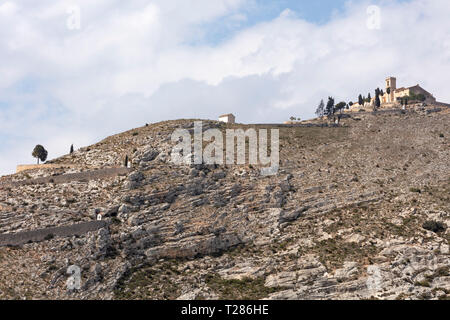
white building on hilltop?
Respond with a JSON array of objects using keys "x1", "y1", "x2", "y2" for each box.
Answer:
[
  {"x1": 350, "y1": 76, "x2": 440, "y2": 111},
  {"x1": 383, "y1": 76, "x2": 436, "y2": 104},
  {"x1": 218, "y1": 113, "x2": 235, "y2": 123}
]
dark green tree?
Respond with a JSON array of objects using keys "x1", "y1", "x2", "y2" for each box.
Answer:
[
  {"x1": 400, "y1": 97, "x2": 408, "y2": 108},
  {"x1": 375, "y1": 93, "x2": 381, "y2": 109},
  {"x1": 335, "y1": 101, "x2": 347, "y2": 113},
  {"x1": 70, "y1": 144, "x2": 74, "y2": 154},
  {"x1": 358, "y1": 94, "x2": 364, "y2": 106},
  {"x1": 358, "y1": 95, "x2": 364, "y2": 106},
  {"x1": 32, "y1": 145, "x2": 48, "y2": 164},
  {"x1": 315, "y1": 99, "x2": 325, "y2": 118},
  {"x1": 325, "y1": 97, "x2": 335, "y2": 118},
  {"x1": 374, "y1": 88, "x2": 381, "y2": 109}
]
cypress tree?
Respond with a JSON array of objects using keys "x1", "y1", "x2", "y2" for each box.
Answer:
[
  {"x1": 315, "y1": 99, "x2": 325, "y2": 118},
  {"x1": 358, "y1": 94, "x2": 363, "y2": 106},
  {"x1": 375, "y1": 93, "x2": 381, "y2": 109},
  {"x1": 325, "y1": 97, "x2": 335, "y2": 118}
]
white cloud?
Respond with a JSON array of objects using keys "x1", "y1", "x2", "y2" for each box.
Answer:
[
  {"x1": 0, "y1": 2, "x2": 18, "y2": 16},
  {"x1": 1, "y1": 0, "x2": 450, "y2": 175}
]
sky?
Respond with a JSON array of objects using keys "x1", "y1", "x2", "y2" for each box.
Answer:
[{"x1": 1, "y1": 0, "x2": 450, "y2": 176}]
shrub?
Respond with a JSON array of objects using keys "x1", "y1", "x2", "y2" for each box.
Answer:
[
  {"x1": 205, "y1": 275, "x2": 281, "y2": 300},
  {"x1": 44, "y1": 233, "x2": 55, "y2": 240},
  {"x1": 422, "y1": 221, "x2": 446, "y2": 233},
  {"x1": 415, "y1": 280, "x2": 431, "y2": 287}
]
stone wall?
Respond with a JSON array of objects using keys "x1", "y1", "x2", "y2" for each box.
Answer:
[
  {"x1": 435, "y1": 101, "x2": 450, "y2": 108},
  {"x1": 0, "y1": 220, "x2": 108, "y2": 247},
  {"x1": 16, "y1": 163, "x2": 78, "y2": 173},
  {"x1": 2, "y1": 167, "x2": 131, "y2": 188}
]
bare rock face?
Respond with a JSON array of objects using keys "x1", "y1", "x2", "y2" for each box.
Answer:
[
  {"x1": 124, "y1": 171, "x2": 145, "y2": 190},
  {"x1": 265, "y1": 272, "x2": 298, "y2": 289},
  {"x1": 0, "y1": 112, "x2": 449, "y2": 300},
  {"x1": 140, "y1": 148, "x2": 160, "y2": 162},
  {"x1": 127, "y1": 171, "x2": 144, "y2": 182}
]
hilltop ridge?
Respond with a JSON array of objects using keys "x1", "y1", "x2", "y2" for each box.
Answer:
[{"x1": 0, "y1": 108, "x2": 449, "y2": 300}]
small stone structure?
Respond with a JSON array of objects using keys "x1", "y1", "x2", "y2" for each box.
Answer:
[{"x1": 218, "y1": 113, "x2": 236, "y2": 123}]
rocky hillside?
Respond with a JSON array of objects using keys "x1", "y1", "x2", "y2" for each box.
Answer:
[{"x1": 0, "y1": 107, "x2": 449, "y2": 300}]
